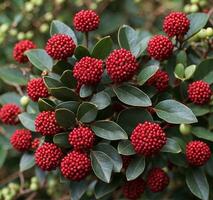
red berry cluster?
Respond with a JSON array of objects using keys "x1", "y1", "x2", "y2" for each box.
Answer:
[
  {"x1": 186, "y1": 141, "x2": 211, "y2": 166},
  {"x1": 68, "y1": 126, "x2": 95, "y2": 150},
  {"x1": 147, "y1": 168, "x2": 169, "y2": 192},
  {"x1": 131, "y1": 121, "x2": 167, "y2": 156},
  {"x1": 10, "y1": 129, "x2": 32, "y2": 152},
  {"x1": 60, "y1": 151, "x2": 91, "y2": 181},
  {"x1": 73, "y1": 10, "x2": 100, "y2": 32},
  {"x1": 27, "y1": 78, "x2": 49, "y2": 101},
  {"x1": 13, "y1": 40, "x2": 36, "y2": 63},
  {"x1": 73, "y1": 57, "x2": 103, "y2": 85},
  {"x1": 35, "y1": 142, "x2": 63, "y2": 171},
  {"x1": 163, "y1": 12, "x2": 190, "y2": 38},
  {"x1": 35, "y1": 111, "x2": 61, "y2": 136},
  {"x1": 106, "y1": 49, "x2": 139, "y2": 82},
  {"x1": 0, "y1": 104, "x2": 21, "y2": 125},
  {"x1": 31, "y1": 138, "x2": 40, "y2": 149},
  {"x1": 187, "y1": 80, "x2": 212, "y2": 104},
  {"x1": 123, "y1": 178, "x2": 146, "y2": 200},
  {"x1": 122, "y1": 156, "x2": 132, "y2": 170},
  {"x1": 45, "y1": 34, "x2": 76, "y2": 60},
  {"x1": 147, "y1": 70, "x2": 169, "y2": 92},
  {"x1": 147, "y1": 35, "x2": 174, "y2": 61}
]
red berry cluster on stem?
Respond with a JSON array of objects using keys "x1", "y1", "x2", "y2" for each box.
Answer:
[
  {"x1": 10, "y1": 129, "x2": 32, "y2": 152},
  {"x1": 0, "y1": 103, "x2": 21, "y2": 125},
  {"x1": 60, "y1": 151, "x2": 91, "y2": 181},
  {"x1": 130, "y1": 121, "x2": 167, "y2": 156},
  {"x1": 187, "y1": 80, "x2": 212, "y2": 104},
  {"x1": 35, "y1": 142, "x2": 63, "y2": 171},
  {"x1": 73, "y1": 10, "x2": 100, "y2": 32},
  {"x1": 35, "y1": 111, "x2": 61, "y2": 136},
  {"x1": 13, "y1": 40, "x2": 36, "y2": 63},
  {"x1": 27, "y1": 78, "x2": 49, "y2": 101},
  {"x1": 186, "y1": 141, "x2": 211, "y2": 166},
  {"x1": 123, "y1": 178, "x2": 146, "y2": 200},
  {"x1": 45, "y1": 34, "x2": 76, "y2": 60},
  {"x1": 106, "y1": 48, "x2": 139, "y2": 82}
]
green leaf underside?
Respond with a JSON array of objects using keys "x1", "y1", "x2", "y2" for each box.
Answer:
[
  {"x1": 117, "y1": 140, "x2": 136, "y2": 155},
  {"x1": 18, "y1": 113, "x2": 36, "y2": 132},
  {"x1": 192, "y1": 127, "x2": 213, "y2": 142},
  {"x1": 19, "y1": 153, "x2": 35, "y2": 172},
  {"x1": 69, "y1": 180, "x2": 88, "y2": 200},
  {"x1": 161, "y1": 138, "x2": 182, "y2": 153}
]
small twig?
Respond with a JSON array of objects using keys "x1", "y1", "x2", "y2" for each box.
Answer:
[
  {"x1": 19, "y1": 172, "x2": 25, "y2": 191},
  {"x1": 15, "y1": 85, "x2": 24, "y2": 96},
  {"x1": 85, "y1": 32, "x2": 89, "y2": 48}
]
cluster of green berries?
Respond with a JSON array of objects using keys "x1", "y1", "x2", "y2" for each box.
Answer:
[
  {"x1": 29, "y1": 177, "x2": 40, "y2": 191},
  {"x1": 0, "y1": 183, "x2": 20, "y2": 200},
  {"x1": 184, "y1": 0, "x2": 207, "y2": 13},
  {"x1": 189, "y1": 27, "x2": 213, "y2": 42}
]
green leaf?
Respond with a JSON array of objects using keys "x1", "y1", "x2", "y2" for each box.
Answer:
[
  {"x1": 113, "y1": 84, "x2": 151, "y2": 107},
  {"x1": 185, "y1": 13, "x2": 209, "y2": 40},
  {"x1": 91, "y1": 36, "x2": 113, "y2": 59},
  {"x1": 174, "y1": 63, "x2": 185, "y2": 80},
  {"x1": 69, "y1": 180, "x2": 88, "y2": 200},
  {"x1": 95, "y1": 179, "x2": 121, "y2": 199},
  {"x1": 53, "y1": 132, "x2": 70, "y2": 148},
  {"x1": 91, "y1": 120, "x2": 128, "y2": 140},
  {"x1": 186, "y1": 168, "x2": 209, "y2": 200},
  {"x1": 25, "y1": 49, "x2": 53, "y2": 71},
  {"x1": 176, "y1": 50, "x2": 187, "y2": 66},
  {"x1": 94, "y1": 143, "x2": 122, "y2": 172},
  {"x1": 137, "y1": 61, "x2": 159, "y2": 85},
  {"x1": 38, "y1": 98, "x2": 55, "y2": 111},
  {"x1": 192, "y1": 127, "x2": 213, "y2": 142},
  {"x1": 50, "y1": 20, "x2": 77, "y2": 44},
  {"x1": 60, "y1": 70, "x2": 77, "y2": 89},
  {"x1": 74, "y1": 45, "x2": 90, "y2": 60},
  {"x1": 90, "y1": 91, "x2": 111, "y2": 110},
  {"x1": 56, "y1": 101, "x2": 80, "y2": 113},
  {"x1": 126, "y1": 156, "x2": 145, "y2": 181},
  {"x1": 44, "y1": 76, "x2": 62, "y2": 89},
  {"x1": 77, "y1": 102, "x2": 98, "y2": 123},
  {"x1": 55, "y1": 108, "x2": 75, "y2": 128},
  {"x1": 161, "y1": 138, "x2": 182, "y2": 153},
  {"x1": 50, "y1": 87, "x2": 79, "y2": 101},
  {"x1": 117, "y1": 108, "x2": 153, "y2": 134},
  {"x1": 193, "y1": 59, "x2": 213, "y2": 84},
  {"x1": 154, "y1": 100, "x2": 197, "y2": 124},
  {"x1": 79, "y1": 85, "x2": 94, "y2": 98},
  {"x1": 185, "y1": 65, "x2": 196, "y2": 80},
  {"x1": 0, "y1": 147, "x2": 7, "y2": 167},
  {"x1": 0, "y1": 67, "x2": 27, "y2": 86},
  {"x1": 117, "y1": 140, "x2": 136, "y2": 155},
  {"x1": 19, "y1": 153, "x2": 35, "y2": 172},
  {"x1": 18, "y1": 113, "x2": 36, "y2": 132},
  {"x1": 118, "y1": 25, "x2": 150, "y2": 57},
  {"x1": 188, "y1": 103, "x2": 210, "y2": 117},
  {"x1": 90, "y1": 151, "x2": 113, "y2": 183},
  {"x1": 0, "y1": 92, "x2": 21, "y2": 106}
]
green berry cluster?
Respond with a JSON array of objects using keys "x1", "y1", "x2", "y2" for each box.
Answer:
[
  {"x1": 184, "y1": 0, "x2": 207, "y2": 13},
  {"x1": 0, "y1": 183, "x2": 20, "y2": 200}
]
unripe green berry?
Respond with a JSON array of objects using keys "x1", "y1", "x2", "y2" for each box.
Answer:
[
  {"x1": 199, "y1": 0, "x2": 207, "y2": 7},
  {"x1": 0, "y1": 24, "x2": 9, "y2": 32},
  {"x1": 30, "y1": 183, "x2": 39, "y2": 191},
  {"x1": 1, "y1": 188, "x2": 10, "y2": 196},
  {"x1": 8, "y1": 183, "x2": 20, "y2": 192},
  {"x1": 31, "y1": 0, "x2": 43, "y2": 6},
  {"x1": 31, "y1": 176, "x2": 39, "y2": 184},
  {"x1": 9, "y1": 29, "x2": 18, "y2": 36},
  {"x1": 39, "y1": 23, "x2": 49, "y2": 33},
  {"x1": 206, "y1": 27, "x2": 213, "y2": 37},
  {"x1": 48, "y1": 179, "x2": 57, "y2": 188},
  {"x1": 190, "y1": 0, "x2": 199, "y2": 3},
  {"x1": 44, "y1": 12, "x2": 53, "y2": 21},
  {"x1": 198, "y1": 28, "x2": 207, "y2": 39},
  {"x1": 25, "y1": 2, "x2": 34, "y2": 12},
  {"x1": 26, "y1": 31, "x2": 34, "y2": 39},
  {"x1": 20, "y1": 96, "x2": 30, "y2": 107},
  {"x1": 179, "y1": 124, "x2": 192, "y2": 135},
  {"x1": 184, "y1": 4, "x2": 191, "y2": 13},
  {"x1": 17, "y1": 32, "x2": 25, "y2": 40},
  {"x1": 190, "y1": 4, "x2": 199, "y2": 13}
]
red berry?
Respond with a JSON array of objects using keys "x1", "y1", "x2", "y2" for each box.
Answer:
[
  {"x1": 10, "y1": 129, "x2": 32, "y2": 152},
  {"x1": 68, "y1": 126, "x2": 95, "y2": 150},
  {"x1": 147, "y1": 35, "x2": 174, "y2": 61},
  {"x1": 0, "y1": 104, "x2": 21, "y2": 125},
  {"x1": 73, "y1": 57, "x2": 103, "y2": 85},
  {"x1": 31, "y1": 138, "x2": 40, "y2": 149},
  {"x1": 73, "y1": 10, "x2": 100, "y2": 32},
  {"x1": 163, "y1": 12, "x2": 190, "y2": 38},
  {"x1": 147, "y1": 168, "x2": 169, "y2": 192},
  {"x1": 106, "y1": 49, "x2": 139, "y2": 82},
  {"x1": 147, "y1": 70, "x2": 169, "y2": 92},
  {"x1": 60, "y1": 151, "x2": 91, "y2": 181},
  {"x1": 122, "y1": 156, "x2": 132, "y2": 169},
  {"x1": 123, "y1": 178, "x2": 146, "y2": 200},
  {"x1": 13, "y1": 40, "x2": 36, "y2": 63},
  {"x1": 187, "y1": 80, "x2": 212, "y2": 104},
  {"x1": 186, "y1": 141, "x2": 211, "y2": 166},
  {"x1": 35, "y1": 111, "x2": 61, "y2": 136},
  {"x1": 35, "y1": 142, "x2": 63, "y2": 171},
  {"x1": 27, "y1": 78, "x2": 49, "y2": 101},
  {"x1": 130, "y1": 121, "x2": 167, "y2": 156},
  {"x1": 45, "y1": 34, "x2": 76, "y2": 60}
]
